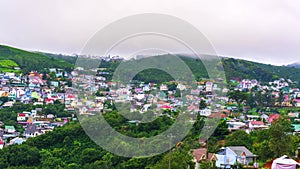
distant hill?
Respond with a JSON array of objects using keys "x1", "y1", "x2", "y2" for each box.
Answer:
[
  {"x1": 172, "y1": 55, "x2": 300, "y2": 84},
  {"x1": 107, "y1": 54, "x2": 300, "y2": 85},
  {"x1": 0, "y1": 45, "x2": 74, "y2": 73},
  {"x1": 287, "y1": 62, "x2": 300, "y2": 68},
  {"x1": 2, "y1": 45, "x2": 300, "y2": 86},
  {"x1": 40, "y1": 52, "x2": 77, "y2": 65},
  {"x1": 221, "y1": 58, "x2": 300, "y2": 84},
  {"x1": 59, "y1": 53, "x2": 300, "y2": 85}
]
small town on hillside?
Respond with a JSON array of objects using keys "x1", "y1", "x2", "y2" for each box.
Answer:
[
  {"x1": 72, "y1": 58, "x2": 300, "y2": 168},
  {"x1": 0, "y1": 54, "x2": 296, "y2": 168},
  {"x1": 2, "y1": 1, "x2": 300, "y2": 168}
]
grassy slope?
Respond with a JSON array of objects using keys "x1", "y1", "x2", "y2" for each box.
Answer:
[
  {"x1": 0, "y1": 45, "x2": 73, "y2": 72},
  {"x1": 0, "y1": 60, "x2": 20, "y2": 73}
]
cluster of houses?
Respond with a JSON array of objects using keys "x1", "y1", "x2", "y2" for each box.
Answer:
[
  {"x1": 72, "y1": 66, "x2": 230, "y2": 121},
  {"x1": 1, "y1": 57, "x2": 300, "y2": 168},
  {"x1": 0, "y1": 70, "x2": 75, "y2": 105},
  {"x1": 0, "y1": 69, "x2": 78, "y2": 148},
  {"x1": 190, "y1": 78, "x2": 300, "y2": 168},
  {"x1": 226, "y1": 78, "x2": 300, "y2": 133},
  {"x1": 193, "y1": 146, "x2": 258, "y2": 168},
  {"x1": 226, "y1": 113, "x2": 282, "y2": 133},
  {"x1": 72, "y1": 64, "x2": 300, "y2": 132},
  {"x1": 0, "y1": 70, "x2": 77, "y2": 110},
  {"x1": 234, "y1": 78, "x2": 300, "y2": 107},
  {"x1": 193, "y1": 146, "x2": 300, "y2": 169},
  {"x1": 17, "y1": 108, "x2": 69, "y2": 136},
  {"x1": 0, "y1": 108, "x2": 74, "y2": 148}
]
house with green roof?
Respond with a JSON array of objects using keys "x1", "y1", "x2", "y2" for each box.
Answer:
[
  {"x1": 292, "y1": 124, "x2": 300, "y2": 133},
  {"x1": 5, "y1": 125, "x2": 15, "y2": 133}
]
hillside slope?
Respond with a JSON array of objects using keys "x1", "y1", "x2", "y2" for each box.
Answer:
[
  {"x1": 97, "y1": 55, "x2": 300, "y2": 85},
  {"x1": 222, "y1": 58, "x2": 300, "y2": 83},
  {"x1": 2, "y1": 45, "x2": 300, "y2": 85},
  {"x1": 132, "y1": 55, "x2": 300, "y2": 85},
  {"x1": 0, "y1": 45, "x2": 73, "y2": 72}
]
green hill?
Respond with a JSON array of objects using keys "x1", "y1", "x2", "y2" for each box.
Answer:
[
  {"x1": 0, "y1": 118, "x2": 174, "y2": 168},
  {"x1": 0, "y1": 45, "x2": 74, "y2": 73},
  {"x1": 1, "y1": 44, "x2": 300, "y2": 85},
  {"x1": 222, "y1": 57, "x2": 300, "y2": 84},
  {"x1": 139, "y1": 55, "x2": 300, "y2": 85},
  {"x1": 175, "y1": 55, "x2": 300, "y2": 84},
  {"x1": 90, "y1": 54, "x2": 300, "y2": 86},
  {"x1": 41, "y1": 52, "x2": 77, "y2": 65}
]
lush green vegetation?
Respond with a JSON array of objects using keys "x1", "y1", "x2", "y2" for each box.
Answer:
[
  {"x1": 0, "y1": 60, "x2": 20, "y2": 73},
  {"x1": 0, "y1": 110, "x2": 295, "y2": 168},
  {"x1": 0, "y1": 60, "x2": 18, "y2": 68},
  {"x1": 83, "y1": 54, "x2": 300, "y2": 86},
  {"x1": 0, "y1": 112, "x2": 198, "y2": 169},
  {"x1": 41, "y1": 53, "x2": 77, "y2": 65},
  {"x1": 222, "y1": 58, "x2": 300, "y2": 85},
  {"x1": 0, "y1": 45, "x2": 73, "y2": 73},
  {"x1": 225, "y1": 117, "x2": 298, "y2": 162}
]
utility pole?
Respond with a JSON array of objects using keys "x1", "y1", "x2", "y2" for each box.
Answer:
[
  {"x1": 167, "y1": 133, "x2": 175, "y2": 169},
  {"x1": 206, "y1": 138, "x2": 209, "y2": 163},
  {"x1": 202, "y1": 125, "x2": 211, "y2": 169}
]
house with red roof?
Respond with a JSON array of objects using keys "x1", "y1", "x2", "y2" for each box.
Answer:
[
  {"x1": 249, "y1": 121, "x2": 265, "y2": 129},
  {"x1": 193, "y1": 148, "x2": 217, "y2": 169},
  {"x1": 159, "y1": 105, "x2": 172, "y2": 110},
  {"x1": 0, "y1": 139, "x2": 4, "y2": 149},
  {"x1": 45, "y1": 98, "x2": 54, "y2": 104},
  {"x1": 268, "y1": 114, "x2": 280, "y2": 124}
]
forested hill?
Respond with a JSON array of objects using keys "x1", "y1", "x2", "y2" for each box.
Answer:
[
  {"x1": 72, "y1": 54, "x2": 300, "y2": 85},
  {"x1": 173, "y1": 55, "x2": 300, "y2": 84},
  {"x1": 2, "y1": 44, "x2": 300, "y2": 84},
  {"x1": 0, "y1": 114, "x2": 195, "y2": 169},
  {"x1": 165, "y1": 55, "x2": 300, "y2": 84},
  {"x1": 221, "y1": 57, "x2": 300, "y2": 84},
  {"x1": 0, "y1": 45, "x2": 73, "y2": 72}
]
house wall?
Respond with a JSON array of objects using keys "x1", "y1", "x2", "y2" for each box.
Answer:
[{"x1": 215, "y1": 153, "x2": 236, "y2": 168}]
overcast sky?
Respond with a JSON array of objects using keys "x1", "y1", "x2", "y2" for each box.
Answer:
[{"x1": 0, "y1": 0, "x2": 300, "y2": 65}]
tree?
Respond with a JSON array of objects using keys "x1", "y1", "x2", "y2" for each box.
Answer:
[
  {"x1": 212, "y1": 120, "x2": 229, "y2": 140},
  {"x1": 247, "y1": 93, "x2": 257, "y2": 109},
  {"x1": 253, "y1": 140, "x2": 272, "y2": 162},
  {"x1": 81, "y1": 148, "x2": 102, "y2": 164},
  {"x1": 263, "y1": 90, "x2": 275, "y2": 107},
  {"x1": 228, "y1": 90, "x2": 248, "y2": 112},
  {"x1": 0, "y1": 96, "x2": 8, "y2": 103},
  {"x1": 278, "y1": 91, "x2": 284, "y2": 107},
  {"x1": 199, "y1": 99, "x2": 207, "y2": 110},
  {"x1": 5, "y1": 144, "x2": 40, "y2": 167},
  {"x1": 225, "y1": 130, "x2": 253, "y2": 149},
  {"x1": 150, "y1": 145, "x2": 194, "y2": 169},
  {"x1": 41, "y1": 156, "x2": 66, "y2": 169},
  {"x1": 269, "y1": 117, "x2": 294, "y2": 157}
]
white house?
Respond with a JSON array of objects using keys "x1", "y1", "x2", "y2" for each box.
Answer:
[
  {"x1": 271, "y1": 155, "x2": 299, "y2": 169},
  {"x1": 227, "y1": 121, "x2": 246, "y2": 131},
  {"x1": 160, "y1": 84, "x2": 168, "y2": 91},
  {"x1": 199, "y1": 109, "x2": 212, "y2": 117},
  {"x1": 216, "y1": 146, "x2": 255, "y2": 168}
]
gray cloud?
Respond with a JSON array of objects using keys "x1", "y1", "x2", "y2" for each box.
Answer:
[{"x1": 0, "y1": 0, "x2": 300, "y2": 65}]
